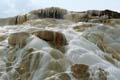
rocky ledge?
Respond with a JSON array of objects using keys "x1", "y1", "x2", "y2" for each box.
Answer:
[
  {"x1": 0, "y1": 7, "x2": 120, "y2": 26},
  {"x1": 0, "y1": 7, "x2": 120, "y2": 80}
]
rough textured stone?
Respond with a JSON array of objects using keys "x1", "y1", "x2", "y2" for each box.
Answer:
[
  {"x1": 1, "y1": 8, "x2": 120, "y2": 26},
  {"x1": 31, "y1": 7, "x2": 67, "y2": 19},
  {"x1": 71, "y1": 64, "x2": 90, "y2": 79},
  {"x1": 65, "y1": 9, "x2": 120, "y2": 23},
  {"x1": 0, "y1": 7, "x2": 67, "y2": 26},
  {"x1": 8, "y1": 32, "x2": 29, "y2": 48},
  {"x1": 15, "y1": 50, "x2": 40, "y2": 80},
  {"x1": 32, "y1": 30, "x2": 67, "y2": 48},
  {"x1": 87, "y1": 9, "x2": 120, "y2": 19},
  {"x1": 73, "y1": 23, "x2": 97, "y2": 32},
  {"x1": 15, "y1": 14, "x2": 27, "y2": 25},
  {"x1": 64, "y1": 13, "x2": 89, "y2": 22},
  {"x1": 83, "y1": 26, "x2": 120, "y2": 61}
]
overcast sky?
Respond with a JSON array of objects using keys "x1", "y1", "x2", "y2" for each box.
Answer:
[{"x1": 0, "y1": 0, "x2": 120, "y2": 18}]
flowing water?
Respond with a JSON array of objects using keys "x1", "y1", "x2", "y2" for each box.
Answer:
[{"x1": 0, "y1": 19, "x2": 120, "y2": 80}]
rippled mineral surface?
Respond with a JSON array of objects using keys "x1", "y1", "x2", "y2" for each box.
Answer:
[{"x1": 0, "y1": 14, "x2": 120, "y2": 80}]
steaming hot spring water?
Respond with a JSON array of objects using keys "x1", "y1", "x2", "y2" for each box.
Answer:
[{"x1": 0, "y1": 18, "x2": 120, "y2": 80}]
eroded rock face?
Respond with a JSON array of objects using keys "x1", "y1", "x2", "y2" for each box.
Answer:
[
  {"x1": 73, "y1": 23, "x2": 97, "y2": 32},
  {"x1": 0, "y1": 15, "x2": 28, "y2": 26},
  {"x1": 32, "y1": 30, "x2": 67, "y2": 49},
  {"x1": 83, "y1": 26, "x2": 120, "y2": 61},
  {"x1": 14, "y1": 48, "x2": 66, "y2": 80},
  {"x1": 71, "y1": 64, "x2": 108, "y2": 80},
  {"x1": 1, "y1": 7, "x2": 120, "y2": 80},
  {"x1": 101, "y1": 10, "x2": 120, "y2": 19},
  {"x1": 1, "y1": 8, "x2": 120, "y2": 26},
  {"x1": 0, "y1": 7, "x2": 67, "y2": 26},
  {"x1": 87, "y1": 9, "x2": 120, "y2": 19},
  {"x1": 15, "y1": 50, "x2": 41, "y2": 80},
  {"x1": 14, "y1": 14, "x2": 28, "y2": 25},
  {"x1": 71, "y1": 64, "x2": 90, "y2": 79},
  {"x1": 29, "y1": 7, "x2": 67, "y2": 19},
  {"x1": 64, "y1": 9, "x2": 120, "y2": 23},
  {"x1": 8, "y1": 32, "x2": 29, "y2": 48},
  {"x1": 64, "y1": 13, "x2": 89, "y2": 22}
]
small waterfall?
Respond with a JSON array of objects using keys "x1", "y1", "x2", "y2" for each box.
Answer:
[{"x1": 0, "y1": 19, "x2": 120, "y2": 80}]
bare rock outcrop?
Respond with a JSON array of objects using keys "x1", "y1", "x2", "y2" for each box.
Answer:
[
  {"x1": 8, "y1": 32, "x2": 29, "y2": 48},
  {"x1": 32, "y1": 30, "x2": 67, "y2": 49},
  {"x1": 29, "y1": 7, "x2": 67, "y2": 19},
  {"x1": 0, "y1": 8, "x2": 120, "y2": 26},
  {"x1": 0, "y1": 7, "x2": 67, "y2": 26},
  {"x1": 71, "y1": 64, "x2": 90, "y2": 79},
  {"x1": 65, "y1": 9, "x2": 120, "y2": 23}
]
